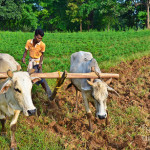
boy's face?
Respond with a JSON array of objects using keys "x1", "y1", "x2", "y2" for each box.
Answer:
[{"x1": 34, "y1": 34, "x2": 43, "y2": 43}]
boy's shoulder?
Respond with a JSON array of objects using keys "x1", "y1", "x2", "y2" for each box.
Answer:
[
  {"x1": 40, "y1": 41, "x2": 45, "y2": 47},
  {"x1": 26, "y1": 39, "x2": 32, "y2": 43}
]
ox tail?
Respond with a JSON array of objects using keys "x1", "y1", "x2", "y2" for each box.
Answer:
[{"x1": 66, "y1": 82, "x2": 80, "y2": 92}]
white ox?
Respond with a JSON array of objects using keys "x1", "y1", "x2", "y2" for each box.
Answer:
[
  {"x1": 70, "y1": 51, "x2": 118, "y2": 130},
  {"x1": 0, "y1": 53, "x2": 39, "y2": 149}
]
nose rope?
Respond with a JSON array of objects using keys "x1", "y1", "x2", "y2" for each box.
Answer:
[
  {"x1": 58, "y1": 71, "x2": 61, "y2": 78},
  {"x1": 56, "y1": 71, "x2": 62, "y2": 89}
]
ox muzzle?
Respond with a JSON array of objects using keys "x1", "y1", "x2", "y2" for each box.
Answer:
[
  {"x1": 98, "y1": 114, "x2": 107, "y2": 119},
  {"x1": 27, "y1": 109, "x2": 37, "y2": 116}
]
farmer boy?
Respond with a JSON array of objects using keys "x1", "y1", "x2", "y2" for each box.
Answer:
[{"x1": 22, "y1": 29, "x2": 52, "y2": 100}]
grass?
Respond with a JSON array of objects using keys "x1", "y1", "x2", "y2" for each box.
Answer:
[
  {"x1": 103, "y1": 100, "x2": 149, "y2": 149},
  {"x1": 0, "y1": 116, "x2": 64, "y2": 150}
]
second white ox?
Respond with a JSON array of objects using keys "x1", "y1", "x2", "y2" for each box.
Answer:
[
  {"x1": 70, "y1": 51, "x2": 118, "y2": 127},
  {"x1": 0, "y1": 53, "x2": 39, "y2": 149}
]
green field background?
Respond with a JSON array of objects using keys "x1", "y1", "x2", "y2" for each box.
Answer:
[{"x1": 0, "y1": 29, "x2": 150, "y2": 72}]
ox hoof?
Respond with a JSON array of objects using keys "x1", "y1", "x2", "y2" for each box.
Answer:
[
  {"x1": 10, "y1": 148, "x2": 17, "y2": 150},
  {"x1": 10, "y1": 144, "x2": 17, "y2": 150}
]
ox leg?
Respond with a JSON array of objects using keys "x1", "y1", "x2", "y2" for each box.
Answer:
[
  {"x1": 82, "y1": 92, "x2": 92, "y2": 131},
  {"x1": 87, "y1": 112, "x2": 92, "y2": 131},
  {"x1": 75, "y1": 89, "x2": 79, "y2": 113},
  {"x1": 106, "y1": 110, "x2": 109, "y2": 126},
  {"x1": 0, "y1": 118, "x2": 7, "y2": 136},
  {"x1": 10, "y1": 110, "x2": 20, "y2": 150},
  {"x1": 0, "y1": 111, "x2": 6, "y2": 136}
]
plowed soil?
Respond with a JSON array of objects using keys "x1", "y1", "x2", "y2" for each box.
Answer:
[{"x1": 30, "y1": 55, "x2": 150, "y2": 150}]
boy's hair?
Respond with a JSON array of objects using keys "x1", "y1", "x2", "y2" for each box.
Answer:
[{"x1": 35, "y1": 29, "x2": 44, "y2": 37}]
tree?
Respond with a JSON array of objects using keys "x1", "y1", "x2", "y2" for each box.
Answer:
[
  {"x1": 132, "y1": 0, "x2": 150, "y2": 29},
  {"x1": 0, "y1": 0, "x2": 22, "y2": 30},
  {"x1": 95, "y1": 0, "x2": 122, "y2": 31},
  {"x1": 117, "y1": 0, "x2": 136, "y2": 30},
  {"x1": 19, "y1": 3, "x2": 38, "y2": 31},
  {"x1": 37, "y1": 0, "x2": 68, "y2": 31},
  {"x1": 66, "y1": 0, "x2": 84, "y2": 32},
  {"x1": 66, "y1": 0, "x2": 98, "y2": 32}
]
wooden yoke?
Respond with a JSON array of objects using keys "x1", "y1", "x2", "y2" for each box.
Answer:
[
  {"x1": 0, "y1": 72, "x2": 119, "y2": 79},
  {"x1": 49, "y1": 71, "x2": 67, "y2": 101}
]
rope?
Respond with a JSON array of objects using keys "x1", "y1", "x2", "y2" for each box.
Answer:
[
  {"x1": 57, "y1": 71, "x2": 61, "y2": 78},
  {"x1": 55, "y1": 71, "x2": 62, "y2": 89},
  {"x1": 91, "y1": 67, "x2": 101, "y2": 79},
  {"x1": 56, "y1": 86, "x2": 61, "y2": 89},
  {"x1": 94, "y1": 70, "x2": 101, "y2": 79}
]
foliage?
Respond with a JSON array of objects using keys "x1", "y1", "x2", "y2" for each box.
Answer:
[
  {"x1": 0, "y1": 0, "x2": 149, "y2": 31},
  {"x1": 0, "y1": 0, "x2": 22, "y2": 30},
  {"x1": 38, "y1": 0, "x2": 68, "y2": 31},
  {"x1": 137, "y1": 11, "x2": 147, "y2": 27},
  {"x1": 20, "y1": 3, "x2": 38, "y2": 31},
  {"x1": 0, "y1": 117, "x2": 64, "y2": 149}
]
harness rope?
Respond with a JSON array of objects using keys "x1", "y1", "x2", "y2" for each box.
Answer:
[
  {"x1": 91, "y1": 67, "x2": 101, "y2": 79},
  {"x1": 56, "y1": 71, "x2": 62, "y2": 89}
]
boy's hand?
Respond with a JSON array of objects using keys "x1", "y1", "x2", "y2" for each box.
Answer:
[
  {"x1": 38, "y1": 64, "x2": 42, "y2": 69},
  {"x1": 22, "y1": 58, "x2": 26, "y2": 64}
]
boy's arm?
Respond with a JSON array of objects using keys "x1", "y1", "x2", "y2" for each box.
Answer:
[
  {"x1": 39, "y1": 52, "x2": 44, "y2": 69},
  {"x1": 22, "y1": 49, "x2": 28, "y2": 64}
]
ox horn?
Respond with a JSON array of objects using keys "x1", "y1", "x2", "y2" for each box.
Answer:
[
  {"x1": 105, "y1": 78, "x2": 112, "y2": 85},
  {"x1": 7, "y1": 70, "x2": 13, "y2": 78},
  {"x1": 107, "y1": 86, "x2": 119, "y2": 96},
  {"x1": 87, "y1": 80, "x2": 94, "y2": 86},
  {"x1": 28, "y1": 69, "x2": 35, "y2": 75}
]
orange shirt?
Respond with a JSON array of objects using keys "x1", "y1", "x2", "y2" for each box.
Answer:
[{"x1": 25, "y1": 39, "x2": 45, "y2": 59}]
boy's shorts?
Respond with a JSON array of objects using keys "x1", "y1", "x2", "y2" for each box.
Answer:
[{"x1": 33, "y1": 65, "x2": 44, "y2": 85}]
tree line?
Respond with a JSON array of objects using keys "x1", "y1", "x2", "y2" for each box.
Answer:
[{"x1": 0, "y1": 0, "x2": 150, "y2": 32}]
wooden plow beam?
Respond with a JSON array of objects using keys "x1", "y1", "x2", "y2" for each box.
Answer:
[
  {"x1": 0, "y1": 71, "x2": 119, "y2": 100},
  {"x1": 0, "y1": 72, "x2": 119, "y2": 79}
]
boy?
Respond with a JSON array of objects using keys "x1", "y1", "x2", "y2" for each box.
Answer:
[{"x1": 22, "y1": 29, "x2": 52, "y2": 100}]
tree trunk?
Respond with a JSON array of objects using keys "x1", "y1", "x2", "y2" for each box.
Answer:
[
  {"x1": 147, "y1": 0, "x2": 150, "y2": 29},
  {"x1": 107, "y1": 22, "x2": 110, "y2": 31},
  {"x1": 80, "y1": 20, "x2": 82, "y2": 32},
  {"x1": 88, "y1": 24, "x2": 90, "y2": 32},
  {"x1": 88, "y1": 11, "x2": 94, "y2": 29}
]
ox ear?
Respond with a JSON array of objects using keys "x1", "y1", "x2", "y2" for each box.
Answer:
[
  {"x1": 87, "y1": 80, "x2": 94, "y2": 86},
  {"x1": 105, "y1": 78, "x2": 112, "y2": 85},
  {"x1": 28, "y1": 69, "x2": 35, "y2": 75},
  {"x1": 17, "y1": 65, "x2": 21, "y2": 71},
  {"x1": 30, "y1": 77, "x2": 41, "y2": 84},
  {"x1": 0, "y1": 80, "x2": 12, "y2": 94},
  {"x1": 7, "y1": 70, "x2": 13, "y2": 78},
  {"x1": 107, "y1": 86, "x2": 119, "y2": 96}
]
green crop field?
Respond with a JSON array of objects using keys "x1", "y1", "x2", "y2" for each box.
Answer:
[
  {"x1": 0, "y1": 29, "x2": 150, "y2": 72},
  {"x1": 0, "y1": 30, "x2": 149, "y2": 149}
]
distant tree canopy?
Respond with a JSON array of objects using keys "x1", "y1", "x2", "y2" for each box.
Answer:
[{"x1": 0, "y1": 0, "x2": 149, "y2": 31}]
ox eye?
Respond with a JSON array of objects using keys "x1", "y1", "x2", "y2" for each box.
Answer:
[{"x1": 14, "y1": 88, "x2": 21, "y2": 93}]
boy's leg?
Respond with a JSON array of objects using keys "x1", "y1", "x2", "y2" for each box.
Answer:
[
  {"x1": 33, "y1": 65, "x2": 52, "y2": 99},
  {"x1": 41, "y1": 79, "x2": 52, "y2": 99}
]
